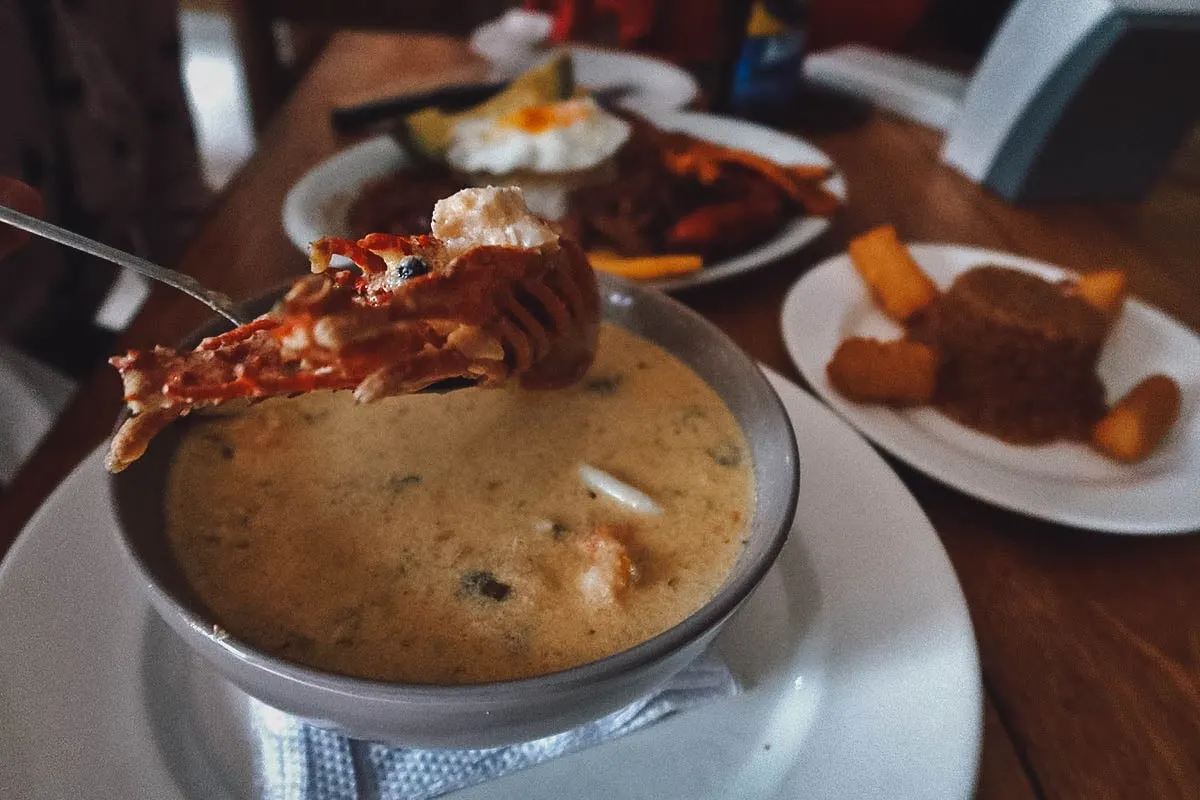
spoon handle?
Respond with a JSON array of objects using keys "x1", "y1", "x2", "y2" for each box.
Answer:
[{"x1": 0, "y1": 205, "x2": 248, "y2": 326}]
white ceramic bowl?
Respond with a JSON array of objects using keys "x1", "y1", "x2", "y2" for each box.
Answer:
[{"x1": 110, "y1": 274, "x2": 799, "y2": 747}]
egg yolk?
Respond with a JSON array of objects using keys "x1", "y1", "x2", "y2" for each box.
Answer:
[{"x1": 499, "y1": 101, "x2": 594, "y2": 134}]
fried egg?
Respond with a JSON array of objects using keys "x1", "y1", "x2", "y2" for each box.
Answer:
[{"x1": 446, "y1": 98, "x2": 631, "y2": 177}]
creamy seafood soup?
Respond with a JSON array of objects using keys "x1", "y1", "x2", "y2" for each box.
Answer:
[{"x1": 166, "y1": 324, "x2": 753, "y2": 684}]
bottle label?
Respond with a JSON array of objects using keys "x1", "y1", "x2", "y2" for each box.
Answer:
[{"x1": 730, "y1": 1, "x2": 805, "y2": 110}]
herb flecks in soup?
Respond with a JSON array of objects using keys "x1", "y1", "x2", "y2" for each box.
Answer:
[{"x1": 166, "y1": 324, "x2": 752, "y2": 684}]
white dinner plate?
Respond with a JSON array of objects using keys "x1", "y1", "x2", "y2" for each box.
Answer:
[
  {"x1": 0, "y1": 371, "x2": 980, "y2": 799},
  {"x1": 566, "y1": 46, "x2": 699, "y2": 113},
  {"x1": 782, "y1": 244, "x2": 1200, "y2": 535},
  {"x1": 282, "y1": 112, "x2": 846, "y2": 293}
]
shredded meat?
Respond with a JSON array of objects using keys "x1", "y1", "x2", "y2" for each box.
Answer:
[{"x1": 346, "y1": 120, "x2": 806, "y2": 263}]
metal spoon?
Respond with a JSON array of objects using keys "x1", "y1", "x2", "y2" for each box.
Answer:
[
  {"x1": 0, "y1": 204, "x2": 249, "y2": 326},
  {"x1": 0, "y1": 204, "x2": 483, "y2": 394}
]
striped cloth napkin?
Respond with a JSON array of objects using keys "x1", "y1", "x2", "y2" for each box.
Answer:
[{"x1": 251, "y1": 648, "x2": 738, "y2": 799}]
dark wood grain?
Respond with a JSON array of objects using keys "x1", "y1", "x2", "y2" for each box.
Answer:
[
  {"x1": 925, "y1": 476, "x2": 1200, "y2": 800},
  {"x1": 3, "y1": 32, "x2": 1199, "y2": 799},
  {"x1": 978, "y1": 696, "x2": 1039, "y2": 800}
]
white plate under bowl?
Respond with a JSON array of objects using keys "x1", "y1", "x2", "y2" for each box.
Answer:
[
  {"x1": 782, "y1": 244, "x2": 1200, "y2": 535},
  {"x1": 282, "y1": 111, "x2": 846, "y2": 293},
  {"x1": 0, "y1": 370, "x2": 979, "y2": 799}
]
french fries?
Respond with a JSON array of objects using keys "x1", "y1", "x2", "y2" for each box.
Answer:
[
  {"x1": 848, "y1": 225, "x2": 939, "y2": 322},
  {"x1": 792, "y1": 180, "x2": 842, "y2": 218},
  {"x1": 659, "y1": 140, "x2": 840, "y2": 217},
  {"x1": 789, "y1": 164, "x2": 834, "y2": 182},
  {"x1": 587, "y1": 251, "x2": 703, "y2": 280},
  {"x1": 826, "y1": 337, "x2": 938, "y2": 406},
  {"x1": 1073, "y1": 269, "x2": 1128, "y2": 315},
  {"x1": 1090, "y1": 374, "x2": 1181, "y2": 463}
]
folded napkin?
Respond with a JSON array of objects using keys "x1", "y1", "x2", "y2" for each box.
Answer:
[
  {"x1": 468, "y1": 9, "x2": 554, "y2": 81},
  {"x1": 251, "y1": 649, "x2": 738, "y2": 799},
  {"x1": 0, "y1": 343, "x2": 75, "y2": 485}
]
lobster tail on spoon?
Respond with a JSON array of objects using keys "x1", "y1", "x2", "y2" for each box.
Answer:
[{"x1": 106, "y1": 187, "x2": 601, "y2": 473}]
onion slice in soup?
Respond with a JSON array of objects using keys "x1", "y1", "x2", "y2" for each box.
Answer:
[{"x1": 578, "y1": 464, "x2": 663, "y2": 515}]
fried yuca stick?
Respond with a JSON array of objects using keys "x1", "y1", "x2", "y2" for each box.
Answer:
[
  {"x1": 1073, "y1": 269, "x2": 1128, "y2": 315},
  {"x1": 848, "y1": 225, "x2": 939, "y2": 322},
  {"x1": 826, "y1": 337, "x2": 937, "y2": 406},
  {"x1": 1091, "y1": 375, "x2": 1181, "y2": 463}
]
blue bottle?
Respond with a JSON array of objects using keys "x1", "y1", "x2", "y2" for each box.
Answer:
[{"x1": 729, "y1": 0, "x2": 807, "y2": 119}]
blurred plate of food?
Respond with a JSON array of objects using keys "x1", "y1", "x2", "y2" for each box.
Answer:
[
  {"x1": 284, "y1": 56, "x2": 844, "y2": 293},
  {"x1": 331, "y1": 45, "x2": 700, "y2": 135},
  {"x1": 782, "y1": 238, "x2": 1200, "y2": 535},
  {"x1": 469, "y1": 8, "x2": 701, "y2": 113}
]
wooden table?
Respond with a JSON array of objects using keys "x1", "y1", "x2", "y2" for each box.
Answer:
[{"x1": 3, "y1": 33, "x2": 1199, "y2": 799}]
